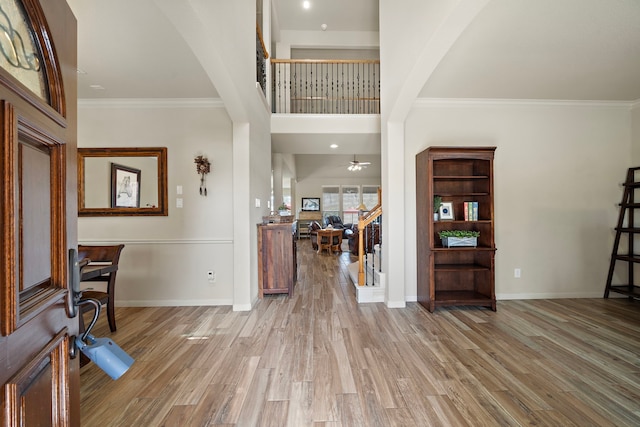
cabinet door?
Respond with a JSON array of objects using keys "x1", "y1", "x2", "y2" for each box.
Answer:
[{"x1": 258, "y1": 225, "x2": 293, "y2": 295}]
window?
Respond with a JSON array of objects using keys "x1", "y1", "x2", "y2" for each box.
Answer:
[
  {"x1": 322, "y1": 186, "x2": 339, "y2": 221},
  {"x1": 362, "y1": 186, "x2": 378, "y2": 210},
  {"x1": 322, "y1": 185, "x2": 379, "y2": 225},
  {"x1": 341, "y1": 186, "x2": 360, "y2": 225}
]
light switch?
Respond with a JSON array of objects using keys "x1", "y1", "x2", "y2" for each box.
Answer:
[
  {"x1": 255, "y1": 198, "x2": 261, "y2": 208},
  {"x1": 176, "y1": 185, "x2": 183, "y2": 195},
  {"x1": 176, "y1": 198, "x2": 183, "y2": 208}
]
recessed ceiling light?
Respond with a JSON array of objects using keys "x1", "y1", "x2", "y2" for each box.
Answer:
[
  {"x1": 330, "y1": 144, "x2": 338, "y2": 149},
  {"x1": 303, "y1": 1, "x2": 310, "y2": 10}
]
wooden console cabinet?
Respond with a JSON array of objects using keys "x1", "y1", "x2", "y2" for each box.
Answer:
[
  {"x1": 416, "y1": 147, "x2": 497, "y2": 312},
  {"x1": 257, "y1": 223, "x2": 297, "y2": 297}
]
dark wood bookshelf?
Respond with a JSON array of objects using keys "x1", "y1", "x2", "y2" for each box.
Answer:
[{"x1": 416, "y1": 146, "x2": 497, "y2": 312}]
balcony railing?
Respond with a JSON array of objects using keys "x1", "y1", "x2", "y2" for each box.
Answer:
[{"x1": 272, "y1": 59, "x2": 380, "y2": 114}]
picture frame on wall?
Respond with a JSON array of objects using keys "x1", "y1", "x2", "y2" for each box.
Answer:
[
  {"x1": 439, "y1": 202, "x2": 454, "y2": 220},
  {"x1": 111, "y1": 163, "x2": 141, "y2": 208},
  {"x1": 302, "y1": 197, "x2": 320, "y2": 211}
]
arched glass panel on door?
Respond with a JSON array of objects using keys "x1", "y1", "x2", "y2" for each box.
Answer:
[{"x1": 0, "y1": 0, "x2": 48, "y2": 101}]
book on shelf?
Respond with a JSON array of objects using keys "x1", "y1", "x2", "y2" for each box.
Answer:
[{"x1": 464, "y1": 201, "x2": 479, "y2": 221}]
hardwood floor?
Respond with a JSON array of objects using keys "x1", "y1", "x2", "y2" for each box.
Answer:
[{"x1": 80, "y1": 240, "x2": 640, "y2": 426}]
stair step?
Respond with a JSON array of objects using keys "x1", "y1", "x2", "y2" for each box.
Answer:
[{"x1": 347, "y1": 262, "x2": 385, "y2": 303}]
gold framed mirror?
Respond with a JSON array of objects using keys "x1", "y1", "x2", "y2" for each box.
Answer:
[{"x1": 78, "y1": 147, "x2": 168, "y2": 216}]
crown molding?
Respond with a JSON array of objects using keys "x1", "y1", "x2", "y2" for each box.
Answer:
[
  {"x1": 414, "y1": 97, "x2": 636, "y2": 109},
  {"x1": 78, "y1": 98, "x2": 225, "y2": 109}
]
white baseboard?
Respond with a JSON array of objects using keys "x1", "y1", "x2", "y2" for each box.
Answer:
[
  {"x1": 496, "y1": 291, "x2": 604, "y2": 300},
  {"x1": 115, "y1": 299, "x2": 233, "y2": 307},
  {"x1": 115, "y1": 293, "x2": 610, "y2": 309}
]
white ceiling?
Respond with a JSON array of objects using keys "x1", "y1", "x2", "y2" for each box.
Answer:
[
  {"x1": 67, "y1": 0, "x2": 640, "y2": 102},
  {"x1": 273, "y1": 0, "x2": 379, "y2": 32},
  {"x1": 68, "y1": 0, "x2": 217, "y2": 99},
  {"x1": 68, "y1": 0, "x2": 640, "y2": 177},
  {"x1": 295, "y1": 154, "x2": 381, "y2": 180},
  {"x1": 420, "y1": 0, "x2": 640, "y2": 102},
  {"x1": 271, "y1": 133, "x2": 380, "y2": 155}
]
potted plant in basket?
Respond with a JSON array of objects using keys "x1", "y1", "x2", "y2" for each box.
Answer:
[
  {"x1": 433, "y1": 195, "x2": 442, "y2": 221},
  {"x1": 277, "y1": 202, "x2": 289, "y2": 216},
  {"x1": 438, "y1": 230, "x2": 480, "y2": 247}
]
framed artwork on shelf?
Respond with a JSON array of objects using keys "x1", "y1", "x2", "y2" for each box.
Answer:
[
  {"x1": 111, "y1": 163, "x2": 141, "y2": 208},
  {"x1": 302, "y1": 197, "x2": 320, "y2": 211},
  {"x1": 439, "y1": 202, "x2": 454, "y2": 220}
]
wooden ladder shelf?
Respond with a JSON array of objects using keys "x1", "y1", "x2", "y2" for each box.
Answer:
[{"x1": 604, "y1": 166, "x2": 640, "y2": 300}]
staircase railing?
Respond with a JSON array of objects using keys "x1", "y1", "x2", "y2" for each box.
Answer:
[
  {"x1": 358, "y1": 188, "x2": 382, "y2": 286},
  {"x1": 271, "y1": 59, "x2": 380, "y2": 114},
  {"x1": 256, "y1": 23, "x2": 269, "y2": 95}
]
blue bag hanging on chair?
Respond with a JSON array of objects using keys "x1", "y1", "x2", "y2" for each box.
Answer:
[
  {"x1": 75, "y1": 334, "x2": 134, "y2": 380},
  {"x1": 69, "y1": 249, "x2": 134, "y2": 380}
]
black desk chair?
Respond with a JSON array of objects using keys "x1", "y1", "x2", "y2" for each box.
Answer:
[{"x1": 78, "y1": 244, "x2": 125, "y2": 333}]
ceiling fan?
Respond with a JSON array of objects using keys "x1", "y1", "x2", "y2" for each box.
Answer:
[{"x1": 347, "y1": 155, "x2": 371, "y2": 171}]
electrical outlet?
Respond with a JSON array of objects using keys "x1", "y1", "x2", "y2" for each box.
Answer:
[
  {"x1": 514, "y1": 268, "x2": 521, "y2": 278},
  {"x1": 207, "y1": 270, "x2": 216, "y2": 283}
]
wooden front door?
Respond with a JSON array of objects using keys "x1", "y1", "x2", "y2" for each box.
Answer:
[{"x1": 0, "y1": 0, "x2": 79, "y2": 425}]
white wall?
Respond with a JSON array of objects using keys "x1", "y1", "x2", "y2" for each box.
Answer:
[
  {"x1": 246, "y1": 110, "x2": 273, "y2": 308},
  {"x1": 404, "y1": 100, "x2": 632, "y2": 301},
  {"x1": 77, "y1": 100, "x2": 235, "y2": 306},
  {"x1": 152, "y1": 0, "x2": 273, "y2": 310}
]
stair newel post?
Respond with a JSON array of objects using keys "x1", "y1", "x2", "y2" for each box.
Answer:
[{"x1": 358, "y1": 214, "x2": 365, "y2": 286}]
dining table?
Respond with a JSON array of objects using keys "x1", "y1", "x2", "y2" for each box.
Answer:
[
  {"x1": 316, "y1": 228, "x2": 343, "y2": 254},
  {"x1": 80, "y1": 262, "x2": 119, "y2": 281}
]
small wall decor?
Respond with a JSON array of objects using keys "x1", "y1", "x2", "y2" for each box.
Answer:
[
  {"x1": 194, "y1": 155, "x2": 211, "y2": 196},
  {"x1": 301, "y1": 197, "x2": 320, "y2": 211}
]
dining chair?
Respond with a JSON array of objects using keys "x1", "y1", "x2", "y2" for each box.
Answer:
[{"x1": 78, "y1": 244, "x2": 125, "y2": 333}]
